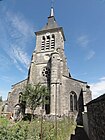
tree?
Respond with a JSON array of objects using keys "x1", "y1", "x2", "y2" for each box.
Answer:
[
  {"x1": 21, "y1": 83, "x2": 49, "y2": 121},
  {"x1": 0, "y1": 96, "x2": 2, "y2": 102}
]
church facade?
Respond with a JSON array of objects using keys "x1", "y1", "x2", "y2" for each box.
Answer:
[{"x1": 6, "y1": 8, "x2": 92, "y2": 118}]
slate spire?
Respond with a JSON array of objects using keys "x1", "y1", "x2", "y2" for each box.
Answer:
[{"x1": 42, "y1": 6, "x2": 58, "y2": 30}]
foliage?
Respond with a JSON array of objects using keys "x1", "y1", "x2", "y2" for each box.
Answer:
[
  {"x1": 0, "y1": 96, "x2": 2, "y2": 102},
  {"x1": 0, "y1": 116, "x2": 76, "y2": 140},
  {"x1": 21, "y1": 83, "x2": 49, "y2": 121},
  {"x1": 0, "y1": 122, "x2": 28, "y2": 140},
  {"x1": 0, "y1": 116, "x2": 9, "y2": 127}
]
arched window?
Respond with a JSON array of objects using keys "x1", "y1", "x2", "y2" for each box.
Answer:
[
  {"x1": 70, "y1": 94, "x2": 73, "y2": 111},
  {"x1": 51, "y1": 34, "x2": 55, "y2": 49},
  {"x1": 46, "y1": 36, "x2": 50, "y2": 50},
  {"x1": 41, "y1": 36, "x2": 45, "y2": 50},
  {"x1": 70, "y1": 92, "x2": 77, "y2": 112}
]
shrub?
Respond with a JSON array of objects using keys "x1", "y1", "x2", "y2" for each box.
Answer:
[{"x1": 0, "y1": 117, "x2": 76, "y2": 140}]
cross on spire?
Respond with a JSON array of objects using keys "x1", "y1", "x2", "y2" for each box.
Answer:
[
  {"x1": 50, "y1": 0, "x2": 55, "y2": 17},
  {"x1": 51, "y1": 0, "x2": 54, "y2": 8}
]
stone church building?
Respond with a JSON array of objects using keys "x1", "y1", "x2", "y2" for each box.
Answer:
[{"x1": 6, "y1": 8, "x2": 92, "y2": 119}]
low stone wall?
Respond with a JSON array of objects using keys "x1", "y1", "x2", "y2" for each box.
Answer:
[{"x1": 87, "y1": 94, "x2": 105, "y2": 140}]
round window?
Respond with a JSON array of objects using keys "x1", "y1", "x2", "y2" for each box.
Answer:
[{"x1": 42, "y1": 67, "x2": 50, "y2": 78}]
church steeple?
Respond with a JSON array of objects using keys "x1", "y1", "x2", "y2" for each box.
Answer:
[
  {"x1": 42, "y1": 7, "x2": 58, "y2": 30},
  {"x1": 35, "y1": 6, "x2": 66, "y2": 52}
]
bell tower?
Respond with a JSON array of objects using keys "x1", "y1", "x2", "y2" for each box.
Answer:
[
  {"x1": 28, "y1": 7, "x2": 68, "y2": 83},
  {"x1": 28, "y1": 7, "x2": 70, "y2": 115}
]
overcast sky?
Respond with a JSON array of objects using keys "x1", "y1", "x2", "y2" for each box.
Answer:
[{"x1": 0, "y1": 0, "x2": 105, "y2": 100}]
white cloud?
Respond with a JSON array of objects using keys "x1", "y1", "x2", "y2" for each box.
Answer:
[
  {"x1": 0, "y1": 76, "x2": 12, "y2": 83},
  {"x1": 100, "y1": 77, "x2": 105, "y2": 80},
  {"x1": 90, "y1": 77, "x2": 105, "y2": 99},
  {"x1": 0, "y1": 55, "x2": 10, "y2": 69},
  {"x1": 77, "y1": 35, "x2": 95, "y2": 60},
  {"x1": 10, "y1": 46, "x2": 30, "y2": 68},
  {"x1": 77, "y1": 35, "x2": 89, "y2": 48},
  {"x1": 0, "y1": 10, "x2": 34, "y2": 72},
  {"x1": 86, "y1": 50, "x2": 95, "y2": 60},
  {"x1": 6, "y1": 11, "x2": 34, "y2": 39}
]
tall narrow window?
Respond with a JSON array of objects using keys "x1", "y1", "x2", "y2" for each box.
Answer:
[
  {"x1": 46, "y1": 36, "x2": 50, "y2": 50},
  {"x1": 74, "y1": 93, "x2": 77, "y2": 110},
  {"x1": 70, "y1": 94, "x2": 73, "y2": 111},
  {"x1": 41, "y1": 36, "x2": 45, "y2": 50},
  {"x1": 70, "y1": 92, "x2": 77, "y2": 112},
  {"x1": 51, "y1": 34, "x2": 55, "y2": 49}
]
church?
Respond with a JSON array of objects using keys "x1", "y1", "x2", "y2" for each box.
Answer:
[{"x1": 6, "y1": 7, "x2": 92, "y2": 120}]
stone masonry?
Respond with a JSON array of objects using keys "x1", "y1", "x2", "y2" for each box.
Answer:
[
  {"x1": 6, "y1": 7, "x2": 92, "y2": 120},
  {"x1": 87, "y1": 94, "x2": 105, "y2": 140}
]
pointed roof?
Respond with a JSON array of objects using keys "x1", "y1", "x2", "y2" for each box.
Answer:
[
  {"x1": 35, "y1": 7, "x2": 66, "y2": 41},
  {"x1": 42, "y1": 7, "x2": 58, "y2": 30}
]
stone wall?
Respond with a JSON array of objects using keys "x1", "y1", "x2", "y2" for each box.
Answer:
[
  {"x1": 82, "y1": 112, "x2": 89, "y2": 136},
  {"x1": 87, "y1": 94, "x2": 105, "y2": 140},
  {"x1": 7, "y1": 79, "x2": 27, "y2": 113}
]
